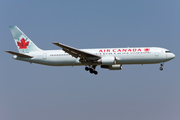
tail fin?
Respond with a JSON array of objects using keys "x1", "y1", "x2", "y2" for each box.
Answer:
[{"x1": 9, "y1": 26, "x2": 42, "y2": 53}]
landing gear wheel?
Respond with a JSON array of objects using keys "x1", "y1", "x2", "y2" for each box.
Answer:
[
  {"x1": 85, "y1": 66, "x2": 98, "y2": 75},
  {"x1": 94, "y1": 71, "x2": 98, "y2": 75},
  {"x1": 89, "y1": 68, "x2": 94, "y2": 74},
  {"x1": 85, "y1": 67, "x2": 89, "y2": 71},
  {"x1": 159, "y1": 67, "x2": 163, "y2": 71}
]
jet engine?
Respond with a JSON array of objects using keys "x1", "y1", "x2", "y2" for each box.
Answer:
[
  {"x1": 97, "y1": 56, "x2": 116, "y2": 65},
  {"x1": 101, "y1": 64, "x2": 122, "y2": 70}
]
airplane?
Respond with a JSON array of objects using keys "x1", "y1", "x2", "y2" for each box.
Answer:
[{"x1": 6, "y1": 26, "x2": 175, "y2": 75}]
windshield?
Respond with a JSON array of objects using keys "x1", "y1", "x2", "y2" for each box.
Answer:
[{"x1": 165, "y1": 51, "x2": 171, "y2": 53}]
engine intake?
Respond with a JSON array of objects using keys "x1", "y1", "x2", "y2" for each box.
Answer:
[{"x1": 97, "y1": 56, "x2": 116, "y2": 65}]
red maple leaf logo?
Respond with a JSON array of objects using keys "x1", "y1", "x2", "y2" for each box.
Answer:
[
  {"x1": 17, "y1": 38, "x2": 29, "y2": 49},
  {"x1": 144, "y1": 48, "x2": 150, "y2": 52}
]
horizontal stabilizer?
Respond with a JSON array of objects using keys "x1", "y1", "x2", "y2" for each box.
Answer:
[{"x1": 6, "y1": 51, "x2": 33, "y2": 58}]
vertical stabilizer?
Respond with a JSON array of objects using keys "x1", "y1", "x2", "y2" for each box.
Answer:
[{"x1": 9, "y1": 26, "x2": 42, "y2": 53}]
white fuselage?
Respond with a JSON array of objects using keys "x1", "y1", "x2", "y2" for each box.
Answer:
[{"x1": 14, "y1": 47, "x2": 175, "y2": 66}]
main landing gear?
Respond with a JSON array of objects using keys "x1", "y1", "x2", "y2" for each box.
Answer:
[
  {"x1": 85, "y1": 66, "x2": 98, "y2": 75},
  {"x1": 159, "y1": 63, "x2": 164, "y2": 71}
]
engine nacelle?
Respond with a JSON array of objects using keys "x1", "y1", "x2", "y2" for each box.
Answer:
[
  {"x1": 97, "y1": 56, "x2": 116, "y2": 65},
  {"x1": 101, "y1": 65, "x2": 122, "y2": 70}
]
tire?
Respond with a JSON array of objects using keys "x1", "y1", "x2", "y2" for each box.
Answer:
[
  {"x1": 94, "y1": 71, "x2": 98, "y2": 75},
  {"x1": 85, "y1": 67, "x2": 89, "y2": 71},
  {"x1": 89, "y1": 68, "x2": 94, "y2": 73},
  {"x1": 159, "y1": 67, "x2": 163, "y2": 71}
]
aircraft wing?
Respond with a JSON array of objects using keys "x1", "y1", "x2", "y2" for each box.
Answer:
[
  {"x1": 53, "y1": 42, "x2": 100, "y2": 60},
  {"x1": 6, "y1": 51, "x2": 33, "y2": 58}
]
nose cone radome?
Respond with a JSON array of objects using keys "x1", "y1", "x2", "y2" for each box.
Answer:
[
  {"x1": 172, "y1": 53, "x2": 175, "y2": 59},
  {"x1": 170, "y1": 53, "x2": 175, "y2": 59}
]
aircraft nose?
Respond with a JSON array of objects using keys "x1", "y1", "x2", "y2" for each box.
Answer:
[
  {"x1": 172, "y1": 53, "x2": 175, "y2": 58},
  {"x1": 170, "y1": 53, "x2": 175, "y2": 59}
]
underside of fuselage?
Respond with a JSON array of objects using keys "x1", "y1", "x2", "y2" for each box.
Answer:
[{"x1": 14, "y1": 54, "x2": 173, "y2": 66}]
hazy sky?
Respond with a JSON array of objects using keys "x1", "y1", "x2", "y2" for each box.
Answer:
[{"x1": 0, "y1": 0, "x2": 180, "y2": 120}]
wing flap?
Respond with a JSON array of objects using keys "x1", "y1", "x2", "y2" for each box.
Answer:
[{"x1": 6, "y1": 51, "x2": 33, "y2": 58}]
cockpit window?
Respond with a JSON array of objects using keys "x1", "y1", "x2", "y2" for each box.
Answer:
[{"x1": 165, "y1": 51, "x2": 171, "y2": 53}]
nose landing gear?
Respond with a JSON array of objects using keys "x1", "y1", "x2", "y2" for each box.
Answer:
[
  {"x1": 159, "y1": 63, "x2": 164, "y2": 71},
  {"x1": 85, "y1": 65, "x2": 98, "y2": 75}
]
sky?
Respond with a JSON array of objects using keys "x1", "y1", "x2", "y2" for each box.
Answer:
[{"x1": 0, "y1": 0, "x2": 180, "y2": 120}]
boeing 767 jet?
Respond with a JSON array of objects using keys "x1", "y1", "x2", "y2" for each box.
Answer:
[{"x1": 6, "y1": 26, "x2": 175, "y2": 75}]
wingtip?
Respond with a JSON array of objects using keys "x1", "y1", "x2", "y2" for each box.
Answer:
[{"x1": 52, "y1": 42, "x2": 59, "y2": 44}]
